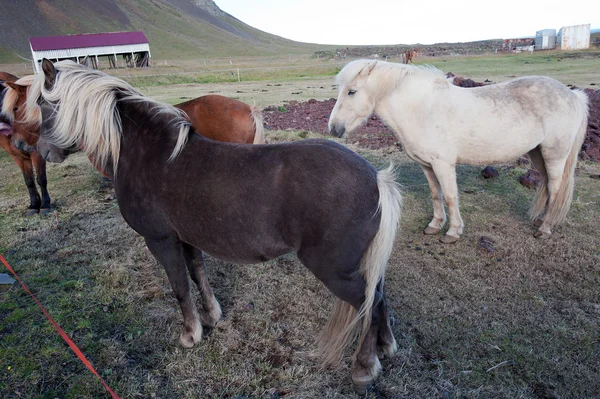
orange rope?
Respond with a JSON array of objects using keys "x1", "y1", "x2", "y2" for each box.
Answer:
[{"x1": 0, "y1": 253, "x2": 121, "y2": 399}]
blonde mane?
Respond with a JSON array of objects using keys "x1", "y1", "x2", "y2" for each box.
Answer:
[
  {"x1": 1, "y1": 75, "x2": 37, "y2": 122},
  {"x1": 25, "y1": 61, "x2": 190, "y2": 173},
  {"x1": 336, "y1": 59, "x2": 447, "y2": 94}
]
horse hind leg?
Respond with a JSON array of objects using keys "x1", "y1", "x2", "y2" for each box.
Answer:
[
  {"x1": 300, "y1": 250, "x2": 385, "y2": 394},
  {"x1": 181, "y1": 243, "x2": 222, "y2": 327},
  {"x1": 145, "y1": 236, "x2": 202, "y2": 348},
  {"x1": 421, "y1": 165, "x2": 446, "y2": 235},
  {"x1": 534, "y1": 156, "x2": 569, "y2": 239},
  {"x1": 527, "y1": 147, "x2": 549, "y2": 227},
  {"x1": 375, "y1": 284, "x2": 397, "y2": 358}
]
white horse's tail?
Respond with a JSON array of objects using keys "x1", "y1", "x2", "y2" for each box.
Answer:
[
  {"x1": 532, "y1": 89, "x2": 588, "y2": 226},
  {"x1": 319, "y1": 164, "x2": 402, "y2": 366},
  {"x1": 250, "y1": 105, "x2": 266, "y2": 144}
]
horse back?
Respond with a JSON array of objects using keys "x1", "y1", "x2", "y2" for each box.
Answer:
[
  {"x1": 116, "y1": 134, "x2": 380, "y2": 263},
  {"x1": 175, "y1": 95, "x2": 256, "y2": 144}
]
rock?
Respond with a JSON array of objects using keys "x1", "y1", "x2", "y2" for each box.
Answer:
[
  {"x1": 478, "y1": 236, "x2": 495, "y2": 253},
  {"x1": 482, "y1": 166, "x2": 499, "y2": 179},
  {"x1": 520, "y1": 169, "x2": 541, "y2": 189}
]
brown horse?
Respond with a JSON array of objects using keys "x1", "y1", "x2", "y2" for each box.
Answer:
[
  {"x1": 176, "y1": 95, "x2": 265, "y2": 144},
  {"x1": 28, "y1": 59, "x2": 403, "y2": 393},
  {"x1": 0, "y1": 73, "x2": 51, "y2": 215}
]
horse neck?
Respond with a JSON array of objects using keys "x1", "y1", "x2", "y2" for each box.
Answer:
[
  {"x1": 112, "y1": 99, "x2": 180, "y2": 176},
  {"x1": 374, "y1": 71, "x2": 445, "y2": 137}
]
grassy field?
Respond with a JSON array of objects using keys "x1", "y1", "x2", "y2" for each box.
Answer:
[{"x1": 0, "y1": 53, "x2": 600, "y2": 398}]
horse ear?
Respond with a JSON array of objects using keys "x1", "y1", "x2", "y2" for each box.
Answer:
[
  {"x1": 41, "y1": 59, "x2": 56, "y2": 90},
  {"x1": 358, "y1": 61, "x2": 377, "y2": 79},
  {"x1": 4, "y1": 81, "x2": 27, "y2": 94}
]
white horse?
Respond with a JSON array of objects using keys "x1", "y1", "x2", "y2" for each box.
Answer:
[{"x1": 329, "y1": 59, "x2": 588, "y2": 243}]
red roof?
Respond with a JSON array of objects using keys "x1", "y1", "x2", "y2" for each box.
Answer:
[{"x1": 30, "y1": 31, "x2": 148, "y2": 51}]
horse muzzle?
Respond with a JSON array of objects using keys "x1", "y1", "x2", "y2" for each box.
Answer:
[
  {"x1": 0, "y1": 122, "x2": 11, "y2": 137},
  {"x1": 328, "y1": 124, "x2": 346, "y2": 138}
]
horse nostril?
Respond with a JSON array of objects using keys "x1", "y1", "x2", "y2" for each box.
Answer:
[{"x1": 330, "y1": 125, "x2": 345, "y2": 138}]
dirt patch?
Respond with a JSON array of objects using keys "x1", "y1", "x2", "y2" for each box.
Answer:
[
  {"x1": 582, "y1": 88, "x2": 600, "y2": 161},
  {"x1": 263, "y1": 98, "x2": 398, "y2": 150},
  {"x1": 264, "y1": 80, "x2": 600, "y2": 161}
]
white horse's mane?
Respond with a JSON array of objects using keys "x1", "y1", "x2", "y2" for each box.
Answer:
[
  {"x1": 25, "y1": 61, "x2": 190, "y2": 173},
  {"x1": 337, "y1": 59, "x2": 447, "y2": 92}
]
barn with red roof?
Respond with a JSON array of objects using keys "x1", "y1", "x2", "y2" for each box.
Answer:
[{"x1": 29, "y1": 31, "x2": 151, "y2": 72}]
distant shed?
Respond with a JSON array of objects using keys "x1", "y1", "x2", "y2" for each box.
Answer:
[
  {"x1": 557, "y1": 24, "x2": 590, "y2": 50},
  {"x1": 535, "y1": 29, "x2": 556, "y2": 50},
  {"x1": 29, "y1": 31, "x2": 151, "y2": 72}
]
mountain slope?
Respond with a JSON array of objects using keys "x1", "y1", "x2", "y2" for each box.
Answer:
[{"x1": 0, "y1": 0, "x2": 324, "y2": 63}]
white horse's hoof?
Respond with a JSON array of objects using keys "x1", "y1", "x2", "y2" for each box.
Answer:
[
  {"x1": 424, "y1": 226, "x2": 441, "y2": 235},
  {"x1": 533, "y1": 219, "x2": 543, "y2": 228},
  {"x1": 534, "y1": 230, "x2": 552, "y2": 239},
  {"x1": 440, "y1": 234, "x2": 460, "y2": 244}
]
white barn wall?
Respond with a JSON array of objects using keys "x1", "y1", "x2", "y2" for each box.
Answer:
[{"x1": 30, "y1": 43, "x2": 151, "y2": 72}]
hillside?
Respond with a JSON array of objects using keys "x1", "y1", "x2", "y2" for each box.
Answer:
[{"x1": 0, "y1": 0, "x2": 326, "y2": 63}]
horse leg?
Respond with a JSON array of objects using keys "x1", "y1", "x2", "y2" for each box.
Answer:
[
  {"x1": 375, "y1": 284, "x2": 397, "y2": 358},
  {"x1": 144, "y1": 236, "x2": 202, "y2": 348},
  {"x1": 527, "y1": 147, "x2": 548, "y2": 228},
  {"x1": 431, "y1": 162, "x2": 463, "y2": 243},
  {"x1": 14, "y1": 156, "x2": 42, "y2": 216},
  {"x1": 31, "y1": 152, "x2": 51, "y2": 215},
  {"x1": 181, "y1": 243, "x2": 222, "y2": 327},
  {"x1": 299, "y1": 249, "x2": 385, "y2": 393},
  {"x1": 421, "y1": 165, "x2": 446, "y2": 235},
  {"x1": 534, "y1": 157, "x2": 568, "y2": 239},
  {"x1": 353, "y1": 297, "x2": 384, "y2": 395}
]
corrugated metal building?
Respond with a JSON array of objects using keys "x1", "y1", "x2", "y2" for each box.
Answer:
[
  {"x1": 535, "y1": 29, "x2": 556, "y2": 50},
  {"x1": 557, "y1": 24, "x2": 590, "y2": 50},
  {"x1": 29, "y1": 31, "x2": 151, "y2": 72}
]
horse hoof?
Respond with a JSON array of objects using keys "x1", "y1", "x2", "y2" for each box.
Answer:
[
  {"x1": 40, "y1": 208, "x2": 52, "y2": 216},
  {"x1": 179, "y1": 321, "x2": 202, "y2": 348},
  {"x1": 533, "y1": 219, "x2": 543, "y2": 228},
  {"x1": 424, "y1": 226, "x2": 441, "y2": 235},
  {"x1": 352, "y1": 380, "x2": 372, "y2": 395},
  {"x1": 352, "y1": 357, "x2": 381, "y2": 395},
  {"x1": 378, "y1": 337, "x2": 398, "y2": 358},
  {"x1": 25, "y1": 209, "x2": 39, "y2": 217},
  {"x1": 533, "y1": 230, "x2": 552, "y2": 239},
  {"x1": 440, "y1": 234, "x2": 460, "y2": 244}
]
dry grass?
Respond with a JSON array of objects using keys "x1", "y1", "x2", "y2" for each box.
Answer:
[
  {"x1": 1, "y1": 135, "x2": 599, "y2": 398},
  {"x1": 0, "y1": 53, "x2": 599, "y2": 397}
]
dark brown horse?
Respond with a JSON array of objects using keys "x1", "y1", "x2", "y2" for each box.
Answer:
[
  {"x1": 176, "y1": 95, "x2": 265, "y2": 144},
  {"x1": 28, "y1": 59, "x2": 403, "y2": 393},
  {"x1": 0, "y1": 73, "x2": 51, "y2": 215}
]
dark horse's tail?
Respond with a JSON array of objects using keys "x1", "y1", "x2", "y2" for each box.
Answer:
[{"x1": 319, "y1": 164, "x2": 402, "y2": 366}]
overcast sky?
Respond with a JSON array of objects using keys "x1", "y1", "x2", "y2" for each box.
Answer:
[{"x1": 214, "y1": 0, "x2": 599, "y2": 45}]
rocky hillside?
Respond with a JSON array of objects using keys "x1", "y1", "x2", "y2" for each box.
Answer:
[{"x1": 0, "y1": 0, "x2": 324, "y2": 63}]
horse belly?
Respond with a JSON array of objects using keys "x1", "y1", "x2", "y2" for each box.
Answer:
[{"x1": 455, "y1": 122, "x2": 543, "y2": 165}]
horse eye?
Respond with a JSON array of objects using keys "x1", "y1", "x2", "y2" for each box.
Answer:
[{"x1": 348, "y1": 89, "x2": 356, "y2": 96}]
